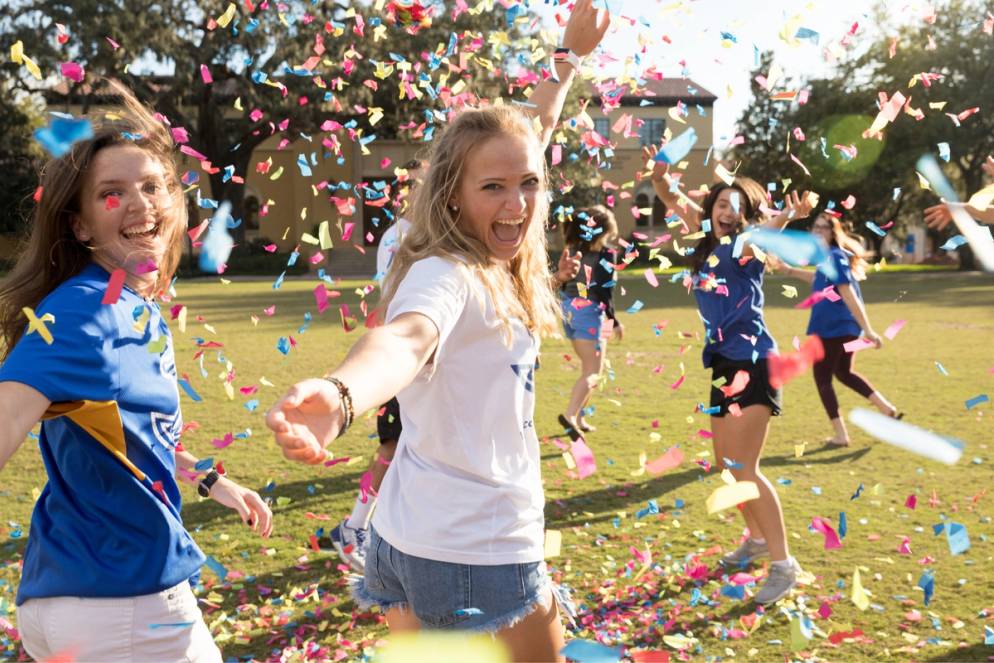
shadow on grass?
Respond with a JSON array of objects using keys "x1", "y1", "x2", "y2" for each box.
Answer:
[
  {"x1": 922, "y1": 642, "x2": 994, "y2": 661},
  {"x1": 546, "y1": 446, "x2": 871, "y2": 529},
  {"x1": 182, "y1": 471, "x2": 364, "y2": 530}
]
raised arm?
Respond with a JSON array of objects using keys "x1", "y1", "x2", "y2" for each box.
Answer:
[
  {"x1": 0, "y1": 382, "x2": 50, "y2": 471},
  {"x1": 641, "y1": 145, "x2": 703, "y2": 232},
  {"x1": 525, "y1": 0, "x2": 610, "y2": 148},
  {"x1": 760, "y1": 190, "x2": 817, "y2": 231},
  {"x1": 266, "y1": 312, "x2": 439, "y2": 464}
]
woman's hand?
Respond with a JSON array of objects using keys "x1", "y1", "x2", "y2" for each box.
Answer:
[
  {"x1": 266, "y1": 378, "x2": 343, "y2": 465},
  {"x1": 783, "y1": 190, "x2": 817, "y2": 222},
  {"x1": 613, "y1": 320, "x2": 624, "y2": 341},
  {"x1": 641, "y1": 145, "x2": 671, "y2": 183},
  {"x1": 866, "y1": 330, "x2": 883, "y2": 349},
  {"x1": 209, "y1": 476, "x2": 273, "y2": 538},
  {"x1": 924, "y1": 202, "x2": 954, "y2": 230},
  {"x1": 561, "y1": 0, "x2": 611, "y2": 57},
  {"x1": 556, "y1": 247, "x2": 582, "y2": 284}
]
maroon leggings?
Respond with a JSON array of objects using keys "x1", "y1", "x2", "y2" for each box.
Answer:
[{"x1": 813, "y1": 335, "x2": 876, "y2": 419}]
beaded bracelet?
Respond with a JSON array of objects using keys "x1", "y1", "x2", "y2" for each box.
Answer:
[{"x1": 323, "y1": 375, "x2": 354, "y2": 436}]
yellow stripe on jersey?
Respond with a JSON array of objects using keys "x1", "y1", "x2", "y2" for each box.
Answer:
[{"x1": 42, "y1": 401, "x2": 147, "y2": 481}]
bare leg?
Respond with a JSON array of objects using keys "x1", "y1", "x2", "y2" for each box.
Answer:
[
  {"x1": 565, "y1": 339, "x2": 602, "y2": 426},
  {"x1": 385, "y1": 607, "x2": 420, "y2": 632},
  {"x1": 869, "y1": 391, "x2": 898, "y2": 417},
  {"x1": 721, "y1": 405, "x2": 789, "y2": 561},
  {"x1": 712, "y1": 415, "x2": 765, "y2": 541},
  {"x1": 829, "y1": 417, "x2": 850, "y2": 446},
  {"x1": 496, "y1": 588, "x2": 566, "y2": 663},
  {"x1": 370, "y1": 439, "x2": 397, "y2": 492}
]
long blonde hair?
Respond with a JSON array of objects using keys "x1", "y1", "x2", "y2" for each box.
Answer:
[
  {"x1": 0, "y1": 81, "x2": 186, "y2": 359},
  {"x1": 380, "y1": 105, "x2": 559, "y2": 340}
]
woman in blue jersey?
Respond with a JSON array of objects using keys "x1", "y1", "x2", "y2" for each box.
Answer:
[
  {"x1": 774, "y1": 211, "x2": 901, "y2": 447},
  {"x1": 558, "y1": 205, "x2": 622, "y2": 434},
  {"x1": 0, "y1": 83, "x2": 272, "y2": 662},
  {"x1": 647, "y1": 148, "x2": 814, "y2": 605}
]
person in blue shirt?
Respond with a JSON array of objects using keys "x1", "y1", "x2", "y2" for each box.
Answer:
[
  {"x1": 647, "y1": 147, "x2": 815, "y2": 606},
  {"x1": 775, "y1": 211, "x2": 901, "y2": 447},
  {"x1": 0, "y1": 83, "x2": 272, "y2": 662},
  {"x1": 558, "y1": 205, "x2": 623, "y2": 435}
]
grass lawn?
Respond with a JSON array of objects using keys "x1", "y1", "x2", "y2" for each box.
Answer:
[{"x1": 1, "y1": 268, "x2": 993, "y2": 662}]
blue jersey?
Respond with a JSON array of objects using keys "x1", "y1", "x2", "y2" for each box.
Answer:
[
  {"x1": 0, "y1": 263, "x2": 205, "y2": 604},
  {"x1": 807, "y1": 247, "x2": 862, "y2": 339},
  {"x1": 692, "y1": 239, "x2": 777, "y2": 367}
]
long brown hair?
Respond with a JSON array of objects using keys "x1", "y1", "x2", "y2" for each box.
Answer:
[
  {"x1": 563, "y1": 205, "x2": 618, "y2": 254},
  {"x1": 817, "y1": 212, "x2": 869, "y2": 280},
  {"x1": 0, "y1": 81, "x2": 186, "y2": 359},
  {"x1": 380, "y1": 105, "x2": 559, "y2": 341},
  {"x1": 691, "y1": 177, "x2": 766, "y2": 272}
]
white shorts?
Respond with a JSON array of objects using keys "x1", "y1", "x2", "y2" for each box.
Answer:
[{"x1": 16, "y1": 581, "x2": 221, "y2": 662}]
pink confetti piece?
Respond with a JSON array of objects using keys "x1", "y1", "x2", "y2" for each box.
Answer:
[
  {"x1": 134, "y1": 259, "x2": 158, "y2": 274},
  {"x1": 883, "y1": 319, "x2": 906, "y2": 340},
  {"x1": 842, "y1": 337, "x2": 876, "y2": 353},
  {"x1": 570, "y1": 437, "x2": 597, "y2": 479},
  {"x1": 200, "y1": 64, "x2": 213, "y2": 84},
  {"x1": 643, "y1": 268, "x2": 659, "y2": 287},
  {"x1": 645, "y1": 447, "x2": 684, "y2": 475},
  {"x1": 314, "y1": 284, "x2": 329, "y2": 313},
  {"x1": 905, "y1": 494, "x2": 917, "y2": 509},
  {"x1": 719, "y1": 370, "x2": 750, "y2": 397},
  {"x1": 811, "y1": 516, "x2": 842, "y2": 549},
  {"x1": 101, "y1": 268, "x2": 127, "y2": 305},
  {"x1": 170, "y1": 127, "x2": 190, "y2": 144},
  {"x1": 105, "y1": 195, "x2": 120, "y2": 210},
  {"x1": 60, "y1": 61, "x2": 84, "y2": 82},
  {"x1": 342, "y1": 222, "x2": 355, "y2": 242},
  {"x1": 105, "y1": 36, "x2": 120, "y2": 50}
]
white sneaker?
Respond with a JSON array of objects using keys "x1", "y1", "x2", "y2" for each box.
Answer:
[
  {"x1": 719, "y1": 538, "x2": 769, "y2": 569},
  {"x1": 755, "y1": 560, "x2": 799, "y2": 605},
  {"x1": 325, "y1": 519, "x2": 368, "y2": 572}
]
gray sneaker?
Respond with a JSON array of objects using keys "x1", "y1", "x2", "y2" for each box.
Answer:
[
  {"x1": 719, "y1": 538, "x2": 769, "y2": 569},
  {"x1": 754, "y1": 561, "x2": 798, "y2": 605}
]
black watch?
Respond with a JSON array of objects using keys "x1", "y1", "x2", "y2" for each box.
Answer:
[{"x1": 197, "y1": 469, "x2": 221, "y2": 498}]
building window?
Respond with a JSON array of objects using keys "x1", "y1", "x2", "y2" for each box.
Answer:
[
  {"x1": 652, "y1": 196, "x2": 667, "y2": 227},
  {"x1": 244, "y1": 196, "x2": 260, "y2": 232},
  {"x1": 593, "y1": 117, "x2": 610, "y2": 138},
  {"x1": 638, "y1": 118, "x2": 666, "y2": 147}
]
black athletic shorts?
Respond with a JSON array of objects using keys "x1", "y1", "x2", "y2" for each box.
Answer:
[
  {"x1": 708, "y1": 354, "x2": 782, "y2": 417},
  {"x1": 376, "y1": 397, "x2": 402, "y2": 442}
]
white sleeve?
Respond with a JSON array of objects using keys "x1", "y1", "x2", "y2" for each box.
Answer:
[{"x1": 386, "y1": 257, "x2": 469, "y2": 377}]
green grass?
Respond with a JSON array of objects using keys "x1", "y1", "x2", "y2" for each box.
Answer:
[{"x1": 2, "y1": 270, "x2": 993, "y2": 661}]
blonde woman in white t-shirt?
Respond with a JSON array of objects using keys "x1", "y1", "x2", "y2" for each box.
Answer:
[{"x1": 266, "y1": 2, "x2": 608, "y2": 660}]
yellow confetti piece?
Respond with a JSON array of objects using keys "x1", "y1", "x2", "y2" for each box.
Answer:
[
  {"x1": 562, "y1": 451, "x2": 576, "y2": 470},
  {"x1": 224, "y1": 381, "x2": 234, "y2": 400},
  {"x1": 300, "y1": 232, "x2": 320, "y2": 245},
  {"x1": 269, "y1": 166, "x2": 284, "y2": 181},
  {"x1": 177, "y1": 305, "x2": 187, "y2": 333},
  {"x1": 346, "y1": 455, "x2": 365, "y2": 467},
  {"x1": 782, "y1": 284, "x2": 798, "y2": 298},
  {"x1": 851, "y1": 567, "x2": 870, "y2": 610},
  {"x1": 318, "y1": 220, "x2": 333, "y2": 250},
  {"x1": 216, "y1": 3, "x2": 237, "y2": 27},
  {"x1": 794, "y1": 442, "x2": 806, "y2": 458},
  {"x1": 147, "y1": 336, "x2": 167, "y2": 354},
  {"x1": 22, "y1": 307, "x2": 55, "y2": 344},
  {"x1": 706, "y1": 479, "x2": 759, "y2": 514},
  {"x1": 544, "y1": 529, "x2": 562, "y2": 558}
]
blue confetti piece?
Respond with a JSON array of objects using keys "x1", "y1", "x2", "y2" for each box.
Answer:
[
  {"x1": 946, "y1": 522, "x2": 971, "y2": 555},
  {"x1": 916, "y1": 154, "x2": 959, "y2": 203},
  {"x1": 454, "y1": 607, "x2": 484, "y2": 616},
  {"x1": 937, "y1": 142, "x2": 951, "y2": 162},
  {"x1": 296, "y1": 153, "x2": 312, "y2": 177},
  {"x1": 745, "y1": 228, "x2": 837, "y2": 280},
  {"x1": 966, "y1": 394, "x2": 989, "y2": 410},
  {"x1": 935, "y1": 361, "x2": 949, "y2": 375},
  {"x1": 838, "y1": 511, "x2": 848, "y2": 539},
  {"x1": 194, "y1": 457, "x2": 214, "y2": 472},
  {"x1": 561, "y1": 639, "x2": 623, "y2": 663},
  {"x1": 940, "y1": 235, "x2": 968, "y2": 251},
  {"x1": 653, "y1": 127, "x2": 697, "y2": 165},
  {"x1": 204, "y1": 555, "x2": 228, "y2": 580},
  {"x1": 918, "y1": 569, "x2": 934, "y2": 606},
  {"x1": 177, "y1": 379, "x2": 203, "y2": 402},
  {"x1": 721, "y1": 584, "x2": 746, "y2": 600},
  {"x1": 722, "y1": 457, "x2": 743, "y2": 470},
  {"x1": 245, "y1": 399, "x2": 260, "y2": 412},
  {"x1": 198, "y1": 201, "x2": 234, "y2": 273},
  {"x1": 34, "y1": 116, "x2": 94, "y2": 157},
  {"x1": 149, "y1": 622, "x2": 195, "y2": 629},
  {"x1": 719, "y1": 31, "x2": 738, "y2": 43},
  {"x1": 850, "y1": 483, "x2": 864, "y2": 500},
  {"x1": 865, "y1": 221, "x2": 887, "y2": 237},
  {"x1": 273, "y1": 270, "x2": 286, "y2": 290},
  {"x1": 635, "y1": 499, "x2": 659, "y2": 519},
  {"x1": 984, "y1": 625, "x2": 994, "y2": 645},
  {"x1": 794, "y1": 27, "x2": 820, "y2": 43},
  {"x1": 276, "y1": 337, "x2": 291, "y2": 355},
  {"x1": 626, "y1": 300, "x2": 644, "y2": 314}
]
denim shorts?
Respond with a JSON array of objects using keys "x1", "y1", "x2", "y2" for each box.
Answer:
[
  {"x1": 350, "y1": 526, "x2": 575, "y2": 633},
  {"x1": 560, "y1": 292, "x2": 603, "y2": 341}
]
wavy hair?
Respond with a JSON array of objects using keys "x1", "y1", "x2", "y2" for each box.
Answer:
[
  {"x1": 0, "y1": 81, "x2": 186, "y2": 359},
  {"x1": 380, "y1": 105, "x2": 559, "y2": 341},
  {"x1": 563, "y1": 205, "x2": 618, "y2": 254},
  {"x1": 691, "y1": 177, "x2": 767, "y2": 272},
  {"x1": 817, "y1": 211, "x2": 869, "y2": 280}
]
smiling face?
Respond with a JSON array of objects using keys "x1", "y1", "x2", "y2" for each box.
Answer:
[
  {"x1": 450, "y1": 132, "x2": 544, "y2": 263},
  {"x1": 73, "y1": 144, "x2": 176, "y2": 293},
  {"x1": 811, "y1": 212, "x2": 834, "y2": 245},
  {"x1": 710, "y1": 187, "x2": 746, "y2": 239}
]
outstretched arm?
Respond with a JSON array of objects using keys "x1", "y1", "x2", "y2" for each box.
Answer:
[
  {"x1": 641, "y1": 145, "x2": 703, "y2": 232},
  {"x1": 0, "y1": 382, "x2": 50, "y2": 472},
  {"x1": 266, "y1": 312, "x2": 439, "y2": 465},
  {"x1": 526, "y1": 0, "x2": 610, "y2": 148}
]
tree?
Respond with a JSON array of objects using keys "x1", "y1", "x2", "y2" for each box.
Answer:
[
  {"x1": 0, "y1": 1, "x2": 598, "y2": 239},
  {"x1": 0, "y1": 85, "x2": 43, "y2": 234},
  {"x1": 731, "y1": 0, "x2": 994, "y2": 266}
]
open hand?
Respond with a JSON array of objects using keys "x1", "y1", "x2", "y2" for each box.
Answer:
[
  {"x1": 266, "y1": 379, "x2": 342, "y2": 465},
  {"x1": 556, "y1": 248, "x2": 582, "y2": 283},
  {"x1": 561, "y1": 0, "x2": 611, "y2": 57},
  {"x1": 924, "y1": 202, "x2": 954, "y2": 231},
  {"x1": 209, "y1": 477, "x2": 274, "y2": 538},
  {"x1": 784, "y1": 190, "x2": 817, "y2": 221}
]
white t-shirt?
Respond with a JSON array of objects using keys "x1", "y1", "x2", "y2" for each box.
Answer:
[
  {"x1": 375, "y1": 218, "x2": 411, "y2": 281},
  {"x1": 371, "y1": 256, "x2": 545, "y2": 565}
]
